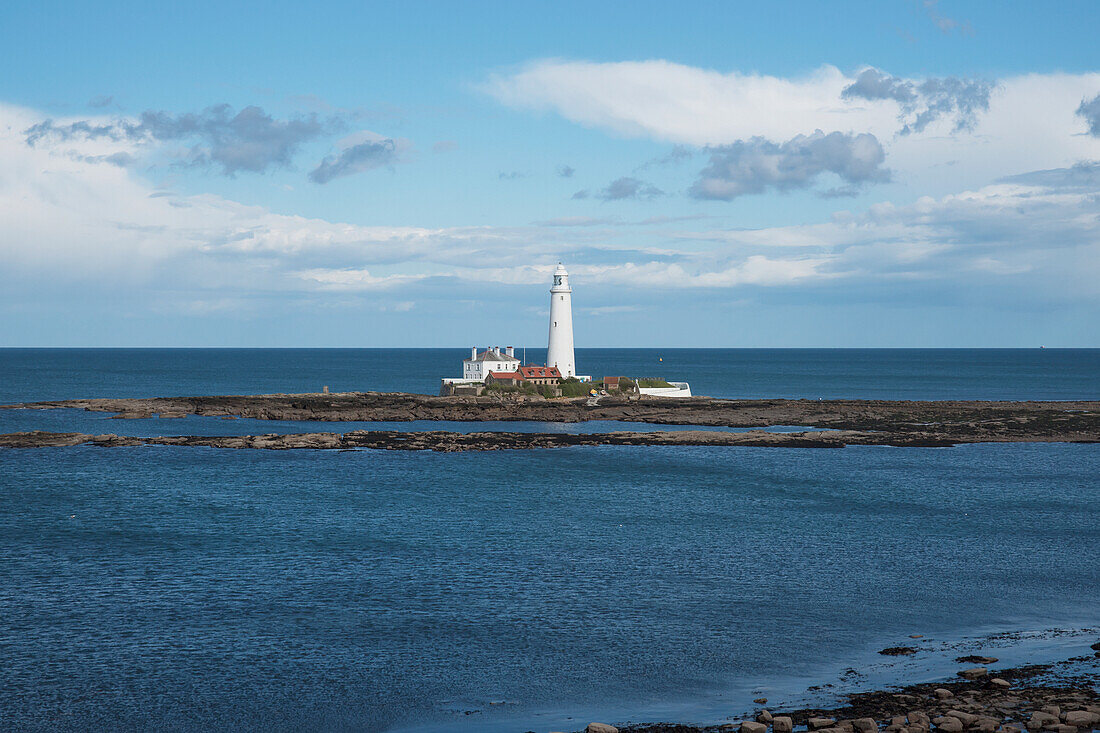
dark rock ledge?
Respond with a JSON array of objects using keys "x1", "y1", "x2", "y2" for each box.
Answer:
[
  {"x1": 3, "y1": 393, "x2": 1098, "y2": 444},
  {"x1": 0, "y1": 429, "x2": 961, "y2": 451}
]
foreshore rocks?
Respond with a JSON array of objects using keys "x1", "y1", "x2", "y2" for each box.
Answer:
[
  {"x1": 0, "y1": 428, "x2": 956, "y2": 452},
  {"x1": 2, "y1": 393, "x2": 1098, "y2": 445},
  {"x1": 610, "y1": 658, "x2": 1100, "y2": 733}
]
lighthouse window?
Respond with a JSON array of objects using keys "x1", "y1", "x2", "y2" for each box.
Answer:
[
  {"x1": 554, "y1": 321, "x2": 557, "y2": 327},
  {"x1": 560, "y1": 296, "x2": 564, "y2": 300}
]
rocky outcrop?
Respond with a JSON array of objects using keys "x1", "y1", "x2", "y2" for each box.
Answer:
[
  {"x1": 0, "y1": 428, "x2": 962, "y2": 452},
  {"x1": 3, "y1": 394, "x2": 1098, "y2": 444},
  {"x1": 609, "y1": 656, "x2": 1100, "y2": 733}
]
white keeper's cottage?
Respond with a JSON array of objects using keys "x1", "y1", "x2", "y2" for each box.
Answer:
[{"x1": 462, "y1": 346, "x2": 520, "y2": 382}]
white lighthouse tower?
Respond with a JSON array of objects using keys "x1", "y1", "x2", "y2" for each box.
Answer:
[{"x1": 546, "y1": 262, "x2": 576, "y2": 378}]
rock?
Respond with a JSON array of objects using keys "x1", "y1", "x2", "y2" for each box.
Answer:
[
  {"x1": 774, "y1": 716, "x2": 794, "y2": 733},
  {"x1": 810, "y1": 718, "x2": 838, "y2": 730},
  {"x1": 1064, "y1": 711, "x2": 1099, "y2": 728},
  {"x1": 956, "y1": 656, "x2": 999, "y2": 664},
  {"x1": 991, "y1": 678, "x2": 1011, "y2": 689},
  {"x1": 935, "y1": 689, "x2": 956, "y2": 700},
  {"x1": 852, "y1": 718, "x2": 878, "y2": 733},
  {"x1": 1041, "y1": 707, "x2": 1062, "y2": 719},
  {"x1": 1055, "y1": 726, "x2": 1078, "y2": 733},
  {"x1": 755, "y1": 698, "x2": 769, "y2": 704},
  {"x1": 742, "y1": 721, "x2": 767, "y2": 733},
  {"x1": 1029, "y1": 712, "x2": 1059, "y2": 731},
  {"x1": 587, "y1": 724, "x2": 618, "y2": 733},
  {"x1": 974, "y1": 717, "x2": 1000, "y2": 732},
  {"x1": 891, "y1": 717, "x2": 908, "y2": 728},
  {"x1": 881, "y1": 647, "x2": 919, "y2": 656},
  {"x1": 757, "y1": 710, "x2": 774, "y2": 724},
  {"x1": 946, "y1": 711, "x2": 978, "y2": 726},
  {"x1": 908, "y1": 711, "x2": 931, "y2": 728},
  {"x1": 935, "y1": 718, "x2": 963, "y2": 732},
  {"x1": 958, "y1": 667, "x2": 988, "y2": 679},
  {"x1": 910, "y1": 634, "x2": 925, "y2": 638}
]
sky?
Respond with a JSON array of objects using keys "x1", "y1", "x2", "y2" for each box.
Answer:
[{"x1": 1, "y1": 0, "x2": 1099, "y2": 347}]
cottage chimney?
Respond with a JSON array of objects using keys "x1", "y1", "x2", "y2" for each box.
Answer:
[
  {"x1": 471, "y1": 346, "x2": 477, "y2": 360},
  {"x1": 506, "y1": 346, "x2": 514, "y2": 357}
]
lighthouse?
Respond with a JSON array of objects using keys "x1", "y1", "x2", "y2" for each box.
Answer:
[{"x1": 546, "y1": 262, "x2": 576, "y2": 378}]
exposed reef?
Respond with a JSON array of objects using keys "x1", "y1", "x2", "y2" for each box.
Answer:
[
  {"x1": 3, "y1": 393, "x2": 1098, "y2": 445},
  {"x1": 0, "y1": 428, "x2": 960, "y2": 451}
]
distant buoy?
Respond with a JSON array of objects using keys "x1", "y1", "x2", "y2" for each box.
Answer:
[{"x1": 658, "y1": 357, "x2": 663, "y2": 362}]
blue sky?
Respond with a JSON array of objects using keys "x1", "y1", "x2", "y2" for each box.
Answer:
[{"x1": 1, "y1": 0, "x2": 1098, "y2": 347}]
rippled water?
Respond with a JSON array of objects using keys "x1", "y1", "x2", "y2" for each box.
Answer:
[
  {"x1": 3, "y1": 443, "x2": 1098, "y2": 732},
  {"x1": 1, "y1": 349, "x2": 1098, "y2": 732},
  {"x1": 1, "y1": 347, "x2": 1097, "y2": 402}
]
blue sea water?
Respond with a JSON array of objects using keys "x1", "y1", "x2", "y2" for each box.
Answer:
[
  {"x1": 0, "y1": 347, "x2": 1097, "y2": 403},
  {"x1": 1, "y1": 349, "x2": 1098, "y2": 733}
]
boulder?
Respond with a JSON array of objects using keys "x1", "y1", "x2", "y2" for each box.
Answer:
[
  {"x1": 852, "y1": 718, "x2": 878, "y2": 733},
  {"x1": 935, "y1": 689, "x2": 956, "y2": 700},
  {"x1": 742, "y1": 721, "x2": 768, "y2": 733},
  {"x1": 1056, "y1": 726, "x2": 1079, "y2": 733},
  {"x1": 935, "y1": 718, "x2": 963, "y2": 732},
  {"x1": 755, "y1": 698, "x2": 769, "y2": 704},
  {"x1": 774, "y1": 716, "x2": 794, "y2": 733},
  {"x1": 811, "y1": 719, "x2": 838, "y2": 730},
  {"x1": 587, "y1": 724, "x2": 618, "y2": 733},
  {"x1": 1041, "y1": 707, "x2": 1062, "y2": 719},
  {"x1": 1065, "y1": 711, "x2": 1099, "y2": 728},
  {"x1": 946, "y1": 711, "x2": 979, "y2": 726},
  {"x1": 1029, "y1": 712, "x2": 1059, "y2": 731},
  {"x1": 757, "y1": 710, "x2": 774, "y2": 724},
  {"x1": 880, "y1": 647, "x2": 918, "y2": 656},
  {"x1": 908, "y1": 711, "x2": 931, "y2": 728},
  {"x1": 959, "y1": 667, "x2": 988, "y2": 680},
  {"x1": 991, "y1": 678, "x2": 1011, "y2": 690}
]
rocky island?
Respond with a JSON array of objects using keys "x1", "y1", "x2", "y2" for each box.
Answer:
[{"x1": 1, "y1": 393, "x2": 1097, "y2": 450}]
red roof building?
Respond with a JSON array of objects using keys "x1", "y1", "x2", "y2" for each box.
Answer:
[{"x1": 518, "y1": 365, "x2": 561, "y2": 384}]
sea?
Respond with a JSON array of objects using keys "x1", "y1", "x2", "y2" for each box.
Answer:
[{"x1": 1, "y1": 348, "x2": 1098, "y2": 733}]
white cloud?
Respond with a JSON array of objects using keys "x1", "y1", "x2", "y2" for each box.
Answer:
[
  {"x1": 484, "y1": 60, "x2": 1100, "y2": 192},
  {"x1": 1, "y1": 100, "x2": 1097, "y2": 323}
]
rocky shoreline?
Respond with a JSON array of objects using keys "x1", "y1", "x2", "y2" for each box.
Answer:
[
  {"x1": 587, "y1": 650, "x2": 1100, "y2": 733},
  {"x1": 2, "y1": 393, "x2": 1098, "y2": 445},
  {"x1": 0, "y1": 428, "x2": 961, "y2": 451}
]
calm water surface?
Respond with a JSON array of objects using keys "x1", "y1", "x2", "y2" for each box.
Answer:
[
  {"x1": 0, "y1": 350, "x2": 1097, "y2": 732},
  {"x1": 1, "y1": 348, "x2": 1097, "y2": 402}
]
